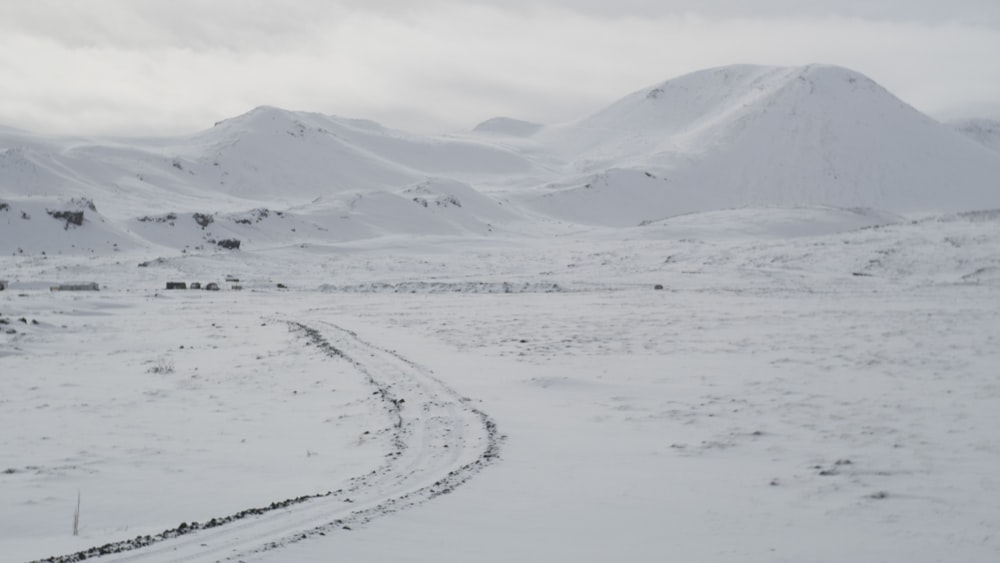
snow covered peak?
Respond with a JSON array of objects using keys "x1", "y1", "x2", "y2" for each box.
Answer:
[
  {"x1": 233, "y1": 104, "x2": 294, "y2": 119},
  {"x1": 206, "y1": 107, "x2": 389, "y2": 144},
  {"x1": 527, "y1": 63, "x2": 1000, "y2": 224},
  {"x1": 212, "y1": 105, "x2": 301, "y2": 129},
  {"x1": 472, "y1": 117, "x2": 543, "y2": 137},
  {"x1": 561, "y1": 64, "x2": 906, "y2": 146}
]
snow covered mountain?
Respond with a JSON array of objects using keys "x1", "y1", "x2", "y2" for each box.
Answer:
[
  {"x1": 528, "y1": 64, "x2": 1000, "y2": 225},
  {"x1": 2, "y1": 63, "x2": 1000, "y2": 253}
]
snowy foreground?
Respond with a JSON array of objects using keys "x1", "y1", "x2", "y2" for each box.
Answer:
[{"x1": 2, "y1": 209, "x2": 999, "y2": 563}]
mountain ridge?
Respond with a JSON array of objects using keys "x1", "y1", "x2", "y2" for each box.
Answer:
[{"x1": 3, "y1": 63, "x2": 1000, "y2": 253}]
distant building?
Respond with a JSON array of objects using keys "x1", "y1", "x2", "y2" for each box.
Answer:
[
  {"x1": 51, "y1": 282, "x2": 99, "y2": 291},
  {"x1": 0, "y1": 280, "x2": 7, "y2": 291}
]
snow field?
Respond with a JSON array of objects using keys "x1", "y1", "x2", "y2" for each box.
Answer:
[
  {"x1": 2, "y1": 210, "x2": 999, "y2": 562},
  {"x1": 261, "y1": 285, "x2": 999, "y2": 562},
  {"x1": 1, "y1": 293, "x2": 392, "y2": 561}
]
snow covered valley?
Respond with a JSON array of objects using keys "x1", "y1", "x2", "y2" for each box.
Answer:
[
  {"x1": 2, "y1": 63, "x2": 1000, "y2": 562},
  {"x1": 3, "y1": 210, "x2": 1000, "y2": 562}
]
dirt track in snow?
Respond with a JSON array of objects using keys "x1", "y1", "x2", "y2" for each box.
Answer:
[{"x1": 33, "y1": 321, "x2": 502, "y2": 563}]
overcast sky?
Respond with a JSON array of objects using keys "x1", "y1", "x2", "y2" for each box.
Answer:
[{"x1": 2, "y1": 0, "x2": 999, "y2": 136}]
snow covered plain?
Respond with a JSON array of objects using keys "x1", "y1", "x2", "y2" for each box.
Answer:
[
  {"x1": 3, "y1": 210, "x2": 999, "y2": 562},
  {"x1": 2, "y1": 63, "x2": 1000, "y2": 562}
]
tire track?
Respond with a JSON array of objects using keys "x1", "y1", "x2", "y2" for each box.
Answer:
[{"x1": 32, "y1": 321, "x2": 502, "y2": 563}]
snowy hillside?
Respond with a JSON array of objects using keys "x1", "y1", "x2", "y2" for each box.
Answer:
[
  {"x1": 0, "y1": 107, "x2": 538, "y2": 255},
  {"x1": 3, "y1": 206, "x2": 1000, "y2": 563}
]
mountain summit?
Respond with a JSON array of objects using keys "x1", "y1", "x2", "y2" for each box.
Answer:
[{"x1": 526, "y1": 64, "x2": 1000, "y2": 225}]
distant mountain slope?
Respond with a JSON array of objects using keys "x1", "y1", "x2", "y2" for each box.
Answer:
[
  {"x1": 528, "y1": 64, "x2": 1000, "y2": 225},
  {"x1": 0, "y1": 196, "x2": 145, "y2": 256},
  {"x1": 0, "y1": 106, "x2": 540, "y2": 252},
  {"x1": 0, "y1": 106, "x2": 536, "y2": 213},
  {"x1": 951, "y1": 118, "x2": 1000, "y2": 153},
  {"x1": 195, "y1": 107, "x2": 536, "y2": 200},
  {"x1": 0, "y1": 176, "x2": 517, "y2": 256}
]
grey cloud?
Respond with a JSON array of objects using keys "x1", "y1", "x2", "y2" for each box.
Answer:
[
  {"x1": 429, "y1": 0, "x2": 1000, "y2": 26},
  {"x1": 0, "y1": 1, "x2": 347, "y2": 50},
  {"x1": 1, "y1": 1, "x2": 999, "y2": 136},
  {"x1": 323, "y1": 0, "x2": 1000, "y2": 26}
]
